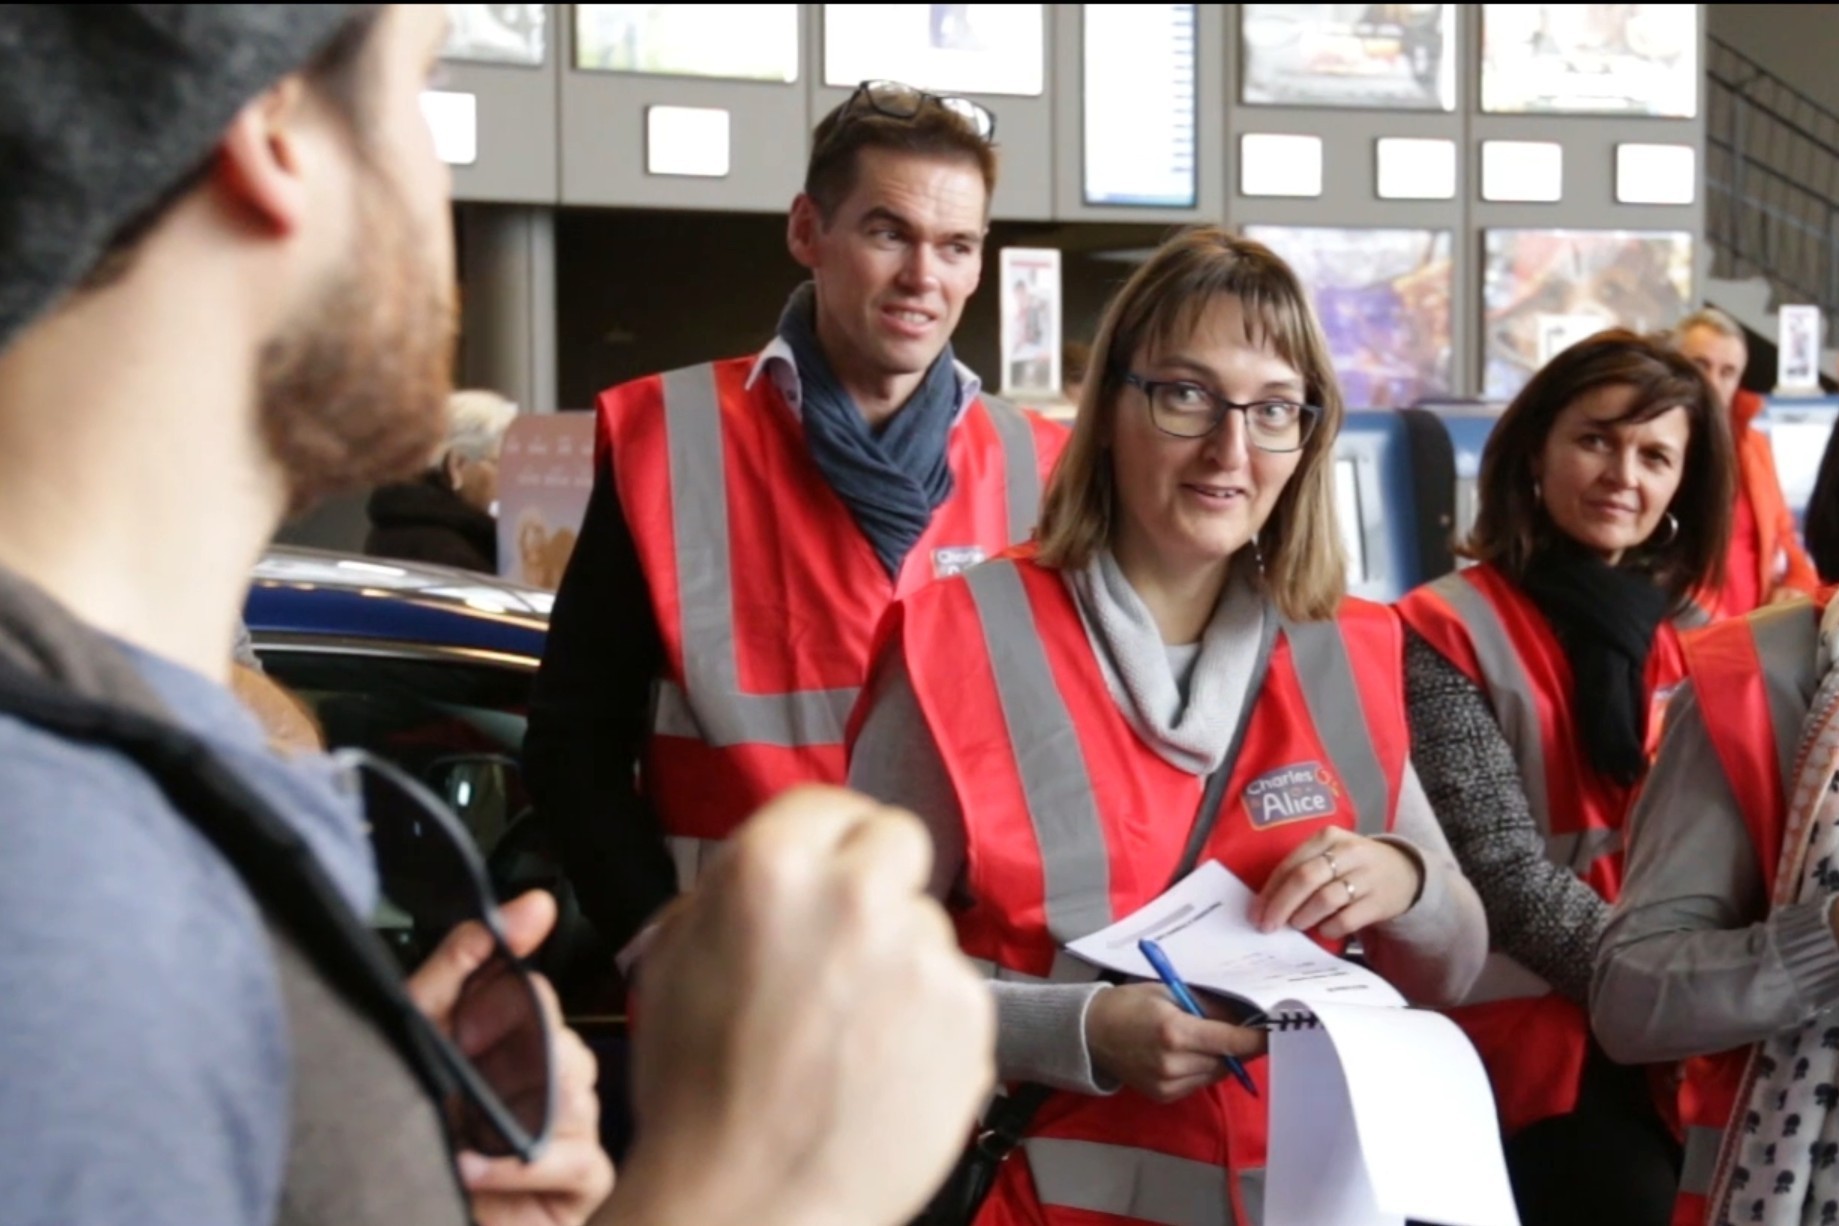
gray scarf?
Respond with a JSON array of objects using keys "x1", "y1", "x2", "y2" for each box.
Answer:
[{"x1": 1067, "y1": 548, "x2": 1268, "y2": 774}]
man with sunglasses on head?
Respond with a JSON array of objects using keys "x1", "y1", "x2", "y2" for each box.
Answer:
[
  {"x1": 527, "y1": 80, "x2": 1067, "y2": 961},
  {"x1": 0, "y1": 9, "x2": 992, "y2": 1226}
]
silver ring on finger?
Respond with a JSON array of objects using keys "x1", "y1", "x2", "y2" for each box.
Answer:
[
  {"x1": 1320, "y1": 849, "x2": 1340, "y2": 877},
  {"x1": 1342, "y1": 877, "x2": 1359, "y2": 902}
]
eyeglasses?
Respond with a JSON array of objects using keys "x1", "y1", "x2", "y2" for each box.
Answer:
[
  {"x1": 1123, "y1": 373, "x2": 1322, "y2": 453},
  {"x1": 341, "y1": 747, "x2": 555, "y2": 1162},
  {"x1": 838, "y1": 79, "x2": 997, "y2": 142}
]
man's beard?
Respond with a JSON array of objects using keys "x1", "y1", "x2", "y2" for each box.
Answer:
[{"x1": 256, "y1": 176, "x2": 456, "y2": 519}]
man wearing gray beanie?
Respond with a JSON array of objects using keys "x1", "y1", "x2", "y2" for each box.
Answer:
[{"x1": 0, "y1": 7, "x2": 994, "y2": 1226}]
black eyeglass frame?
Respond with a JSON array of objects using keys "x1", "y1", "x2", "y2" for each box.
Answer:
[
  {"x1": 837, "y1": 78, "x2": 998, "y2": 143},
  {"x1": 1122, "y1": 372, "x2": 1323, "y2": 453},
  {"x1": 337, "y1": 746, "x2": 557, "y2": 1163}
]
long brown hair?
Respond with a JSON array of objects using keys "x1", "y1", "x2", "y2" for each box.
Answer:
[
  {"x1": 1465, "y1": 329, "x2": 1735, "y2": 608},
  {"x1": 1036, "y1": 227, "x2": 1348, "y2": 621}
]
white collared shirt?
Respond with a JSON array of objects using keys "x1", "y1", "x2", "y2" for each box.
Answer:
[{"x1": 742, "y1": 335, "x2": 985, "y2": 426}]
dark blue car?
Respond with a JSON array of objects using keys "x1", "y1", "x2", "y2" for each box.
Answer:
[{"x1": 244, "y1": 547, "x2": 634, "y2": 1153}]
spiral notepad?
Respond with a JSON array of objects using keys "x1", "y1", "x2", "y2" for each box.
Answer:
[{"x1": 1064, "y1": 863, "x2": 1521, "y2": 1226}]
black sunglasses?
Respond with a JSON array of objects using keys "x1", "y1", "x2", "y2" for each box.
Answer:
[
  {"x1": 839, "y1": 79, "x2": 997, "y2": 142},
  {"x1": 342, "y1": 747, "x2": 555, "y2": 1162}
]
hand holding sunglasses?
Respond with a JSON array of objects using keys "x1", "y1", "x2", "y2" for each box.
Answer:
[{"x1": 403, "y1": 890, "x2": 613, "y2": 1224}]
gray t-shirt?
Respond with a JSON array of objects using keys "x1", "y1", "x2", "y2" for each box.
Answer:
[{"x1": 0, "y1": 640, "x2": 376, "y2": 1226}]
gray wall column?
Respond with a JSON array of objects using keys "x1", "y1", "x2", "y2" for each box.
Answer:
[{"x1": 460, "y1": 204, "x2": 559, "y2": 414}]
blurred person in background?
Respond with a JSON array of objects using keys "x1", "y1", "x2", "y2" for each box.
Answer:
[
  {"x1": 1398, "y1": 331, "x2": 1736, "y2": 1226},
  {"x1": 366, "y1": 387, "x2": 517, "y2": 573},
  {"x1": 1673, "y1": 307, "x2": 1818, "y2": 620}
]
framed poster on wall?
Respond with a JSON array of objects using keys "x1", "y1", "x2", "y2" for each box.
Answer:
[
  {"x1": 824, "y1": 4, "x2": 1045, "y2": 97},
  {"x1": 443, "y1": 4, "x2": 548, "y2": 67},
  {"x1": 1083, "y1": 4, "x2": 1197, "y2": 208},
  {"x1": 1240, "y1": 4, "x2": 1455, "y2": 111},
  {"x1": 574, "y1": 4, "x2": 801, "y2": 81},
  {"x1": 1481, "y1": 4, "x2": 1697, "y2": 117},
  {"x1": 999, "y1": 248, "x2": 1062, "y2": 398},
  {"x1": 1242, "y1": 226, "x2": 1454, "y2": 409},
  {"x1": 1482, "y1": 229, "x2": 1694, "y2": 400}
]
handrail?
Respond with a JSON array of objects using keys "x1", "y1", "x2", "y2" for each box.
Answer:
[
  {"x1": 1704, "y1": 32, "x2": 1839, "y2": 332},
  {"x1": 1710, "y1": 34, "x2": 1839, "y2": 137}
]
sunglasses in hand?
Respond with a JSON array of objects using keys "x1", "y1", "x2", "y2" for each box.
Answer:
[{"x1": 340, "y1": 747, "x2": 556, "y2": 1162}]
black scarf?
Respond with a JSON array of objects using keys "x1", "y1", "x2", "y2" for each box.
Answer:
[
  {"x1": 775, "y1": 282, "x2": 960, "y2": 578},
  {"x1": 1520, "y1": 540, "x2": 1672, "y2": 786}
]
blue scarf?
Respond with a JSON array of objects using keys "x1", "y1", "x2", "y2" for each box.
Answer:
[{"x1": 775, "y1": 282, "x2": 960, "y2": 577}]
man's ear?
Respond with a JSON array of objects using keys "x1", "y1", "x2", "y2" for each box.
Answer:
[
  {"x1": 213, "y1": 78, "x2": 316, "y2": 237},
  {"x1": 786, "y1": 194, "x2": 823, "y2": 271}
]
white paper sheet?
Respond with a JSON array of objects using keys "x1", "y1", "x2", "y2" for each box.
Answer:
[
  {"x1": 1064, "y1": 861, "x2": 1405, "y2": 1013},
  {"x1": 1267, "y1": 1000, "x2": 1520, "y2": 1226}
]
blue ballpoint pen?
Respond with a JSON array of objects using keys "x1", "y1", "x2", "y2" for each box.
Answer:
[{"x1": 1137, "y1": 937, "x2": 1260, "y2": 1099}]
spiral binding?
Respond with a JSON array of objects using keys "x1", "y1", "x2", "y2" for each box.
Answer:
[{"x1": 1246, "y1": 1010, "x2": 1321, "y2": 1032}]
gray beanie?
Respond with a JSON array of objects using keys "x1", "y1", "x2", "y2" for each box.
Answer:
[{"x1": 0, "y1": 5, "x2": 365, "y2": 357}]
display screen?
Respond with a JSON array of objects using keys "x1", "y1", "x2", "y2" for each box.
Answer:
[
  {"x1": 1083, "y1": 5, "x2": 1197, "y2": 208},
  {"x1": 1481, "y1": 4, "x2": 1697, "y2": 117},
  {"x1": 824, "y1": 4, "x2": 1045, "y2": 97},
  {"x1": 1482, "y1": 229, "x2": 1694, "y2": 400},
  {"x1": 444, "y1": 4, "x2": 547, "y2": 67},
  {"x1": 1241, "y1": 4, "x2": 1455, "y2": 111},
  {"x1": 1766, "y1": 408, "x2": 1839, "y2": 522},
  {"x1": 575, "y1": 4, "x2": 800, "y2": 82},
  {"x1": 1242, "y1": 226, "x2": 1454, "y2": 410}
]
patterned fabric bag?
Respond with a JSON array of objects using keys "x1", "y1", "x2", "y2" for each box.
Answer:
[{"x1": 1710, "y1": 601, "x2": 1839, "y2": 1226}]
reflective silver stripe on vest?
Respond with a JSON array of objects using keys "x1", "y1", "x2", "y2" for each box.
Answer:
[
  {"x1": 1025, "y1": 1138, "x2": 1235, "y2": 1226},
  {"x1": 965, "y1": 562, "x2": 1115, "y2": 943},
  {"x1": 981, "y1": 395, "x2": 1044, "y2": 543},
  {"x1": 1679, "y1": 1124, "x2": 1724, "y2": 1197},
  {"x1": 1430, "y1": 573, "x2": 1557, "y2": 844},
  {"x1": 655, "y1": 364, "x2": 858, "y2": 748},
  {"x1": 665, "y1": 835, "x2": 723, "y2": 893},
  {"x1": 1749, "y1": 601, "x2": 1821, "y2": 789},
  {"x1": 1280, "y1": 617, "x2": 1390, "y2": 834},
  {"x1": 1675, "y1": 599, "x2": 1713, "y2": 631},
  {"x1": 1237, "y1": 1168, "x2": 1266, "y2": 1226},
  {"x1": 1544, "y1": 827, "x2": 1622, "y2": 871}
]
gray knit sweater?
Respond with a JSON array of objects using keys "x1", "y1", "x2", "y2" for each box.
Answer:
[{"x1": 1403, "y1": 627, "x2": 1607, "y2": 1002}]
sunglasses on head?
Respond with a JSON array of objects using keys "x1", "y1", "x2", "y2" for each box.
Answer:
[
  {"x1": 341, "y1": 747, "x2": 555, "y2": 1162},
  {"x1": 837, "y1": 79, "x2": 997, "y2": 143}
]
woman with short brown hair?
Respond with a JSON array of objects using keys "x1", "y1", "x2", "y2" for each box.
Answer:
[
  {"x1": 848, "y1": 227, "x2": 1486, "y2": 1226},
  {"x1": 1398, "y1": 329, "x2": 1736, "y2": 1225}
]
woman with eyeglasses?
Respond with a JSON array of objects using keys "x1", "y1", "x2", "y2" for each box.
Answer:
[
  {"x1": 1395, "y1": 331, "x2": 1736, "y2": 1226},
  {"x1": 847, "y1": 229, "x2": 1486, "y2": 1226}
]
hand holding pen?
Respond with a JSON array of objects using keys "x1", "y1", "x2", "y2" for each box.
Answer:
[{"x1": 1137, "y1": 938, "x2": 1261, "y2": 1099}]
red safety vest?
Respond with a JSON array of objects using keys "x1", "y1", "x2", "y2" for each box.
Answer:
[
  {"x1": 601, "y1": 354, "x2": 1066, "y2": 887},
  {"x1": 1397, "y1": 563, "x2": 1686, "y2": 1137},
  {"x1": 1668, "y1": 593, "x2": 1832, "y2": 1226},
  {"x1": 874, "y1": 548, "x2": 1408, "y2": 1226}
]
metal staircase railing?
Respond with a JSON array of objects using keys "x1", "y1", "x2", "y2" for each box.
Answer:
[{"x1": 1705, "y1": 34, "x2": 1839, "y2": 337}]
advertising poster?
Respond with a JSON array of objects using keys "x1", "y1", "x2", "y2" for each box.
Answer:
[
  {"x1": 1482, "y1": 229, "x2": 1694, "y2": 400},
  {"x1": 1242, "y1": 226, "x2": 1453, "y2": 409},
  {"x1": 824, "y1": 4, "x2": 1045, "y2": 97},
  {"x1": 1083, "y1": 4, "x2": 1197, "y2": 208},
  {"x1": 443, "y1": 4, "x2": 547, "y2": 67},
  {"x1": 496, "y1": 413, "x2": 597, "y2": 591},
  {"x1": 1481, "y1": 4, "x2": 1698, "y2": 117},
  {"x1": 1779, "y1": 304, "x2": 1824, "y2": 393},
  {"x1": 1241, "y1": 4, "x2": 1455, "y2": 111},
  {"x1": 999, "y1": 248, "x2": 1062, "y2": 399},
  {"x1": 574, "y1": 4, "x2": 801, "y2": 82}
]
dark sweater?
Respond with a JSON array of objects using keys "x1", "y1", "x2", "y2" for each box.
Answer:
[
  {"x1": 1404, "y1": 628, "x2": 1608, "y2": 1002},
  {"x1": 364, "y1": 471, "x2": 497, "y2": 574}
]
